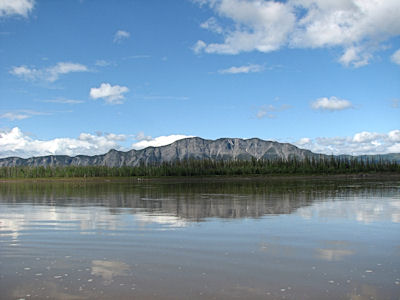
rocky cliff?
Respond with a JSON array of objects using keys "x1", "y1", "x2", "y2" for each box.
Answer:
[
  {"x1": 1, "y1": 137, "x2": 398, "y2": 167},
  {"x1": 0, "y1": 137, "x2": 318, "y2": 167}
]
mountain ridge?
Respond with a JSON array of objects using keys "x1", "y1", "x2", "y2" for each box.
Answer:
[{"x1": 0, "y1": 137, "x2": 399, "y2": 167}]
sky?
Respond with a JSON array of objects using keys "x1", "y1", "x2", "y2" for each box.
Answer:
[{"x1": 0, "y1": 0, "x2": 399, "y2": 158}]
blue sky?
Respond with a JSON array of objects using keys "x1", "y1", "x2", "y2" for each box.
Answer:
[{"x1": 0, "y1": 0, "x2": 399, "y2": 158}]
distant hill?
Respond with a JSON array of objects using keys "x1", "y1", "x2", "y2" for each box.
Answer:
[{"x1": 0, "y1": 137, "x2": 398, "y2": 167}]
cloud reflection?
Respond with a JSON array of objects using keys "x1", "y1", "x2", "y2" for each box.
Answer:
[
  {"x1": 296, "y1": 199, "x2": 400, "y2": 224},
  {"x1": 91, "y1": 260, "x2": 130, "y2": 285},
  {"x1": 316, "y1": 248, "x2": 354, "y2": 261},
  {"x1": 134, "y1": 212, "x2": 188, "y2": 229}
]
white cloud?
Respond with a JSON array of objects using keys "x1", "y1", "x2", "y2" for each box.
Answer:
[
  {"x1": 338, "y1": 46, "x2": 372, "y2": 68},
  {"x1": 391, "y1": 49, "x2": 400, "y2": 65},
  {"x1": 353, "y1": 131, "x2": 382, "y2": 143},
  {"x1": 294, "y1": 129, "x2": 400, "y2": 155},
  {"x1": 0, "y1": 127, "x2": 127, "y2": 158},
  {"x1": 195, "y1": 0, "x2": 295, "y2": 54},
  {"x1": 10, "y1": 65, "x2": 36, "y2": 79},
  {"x1": 219, "y1": 64, "x2": 264, "y2": 74},
  {"x1": 0, "y1": 110, "x2": 49, "y2": 121},
  {"x1": 10, "y1": 62, "x2": 88, "y2": 82},
  {"x1": 195, "y1": 0, "x2": 400, "y2": 66},
  {"x1": 256, "y1": 103, "x2": 291, "y2": 119},
  {"x1": 1, "y1": 127, "x2": 398, "y2": 159},
  {"x1": 46, "y1": 62, "x2": 88, "y2": 81},
  {"x1": 41, "y1": 98, "x2": 84, "y2": 104},
  {"x1": 388, "y1": 130, "x2": 400, "y2": 142},
  {"x1": 90, "y1": 83, "x2": 129, "y2": 105},
  {"x1": 0, "y1": 0, "x2": 34, "y2": 17},
  {"x1": 388, "y1": 143, "x2": 400, "y2": 153},
  {"x1": 297, "y1": 137, "x2": 311, "y2": 146},
  {"x1": 256, "y1": 109, "x2": 268, "y2": 119},
  {"x1": 135, "y1": 131, "x2": 153, "y2": 142},
  {"x1": 132, "y1": 134, "x2": 194, "y2": 150},
  {"x1": 136, "y1": 95, "x2": 189, "y2": 101},
  {"x1": 95, "y1": 60, "x2": 111, "y2": 67},
  {"x1": 0, "y1": 128, "x2": 194, "y2": 158},
  {"x1": 311, "y1": 96, "x2": 353, "y2": 111},
  {"x1": 192, "y1": 40, "x2": 207, "y2": 54},
  {"x1": 392, "y1": 99, "x2": 399, "y2": 108},
  {"x1": 123, "y1": 55, "x2": 151, "y2": 60},
  {"x1": 113, "y1": 30, "x2": 130, "y2": 43},
  {"x1": 0, "y1": 112, "x2": 30, "y2": 121},
  {"x1": 200, "y1": 17, "x2": 223, "y2": 34}
]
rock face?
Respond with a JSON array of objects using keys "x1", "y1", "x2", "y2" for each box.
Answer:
[
  {"x1": 0, "y1": 137, "x2": 398, "y2": 167},
  {"x1": 0, "y1": 137, "x2": 318, "y2": 167}
]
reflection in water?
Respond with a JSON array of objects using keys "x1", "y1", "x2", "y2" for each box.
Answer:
[
  {"x1": 91, "y1": 260, "x2": 131, "y2": 285},
  {"x1": 348, "y1": 284, "x2": 379, "y2": 300},
  {"x1": 134, "y1": 212, "x2": 188, "y2": 228},
  {"x1": 0, "y1": 177, "x2": 399, "y2": 299},
  {"x1": 11, "y1": 281, "x2": 89, "y2": 300},
  {"x1": 316, "y1": 240, "x2": 355, "y2": 261},
  {"x1": 1, "y1": 178, "x2": 399, "y2": 221},
  {"x1": 296, "y1": 199, "x2": 400, "y2": 223},
  {"x1": 316, "y1": 248, "x2": 354, "y2": 261}
]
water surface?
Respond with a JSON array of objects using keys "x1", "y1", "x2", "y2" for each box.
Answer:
[{"x1": 1, "y1": 177, "x2": 399, "y2": 299}]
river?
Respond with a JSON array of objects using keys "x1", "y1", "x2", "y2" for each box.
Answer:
[{"x1": 0, "y1": 177, "x2": 399, "y2": 299}]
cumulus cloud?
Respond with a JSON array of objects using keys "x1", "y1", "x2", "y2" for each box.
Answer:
[
  {"x1": 219, "y1": 64, "x2": 264, "y2": 74},
  {"x1": 113, "y1": 30, "x2": 130, "y2": 43},
  {"x1": 10, "y1": 62, "x2": 88, "y2": 82},
  {"x1": 0, "y1": 128, "x2": 195, "y2": 158},
  {"x1": 194, "y1": 0, "x2": 400, "y2": 67},
  {"x1": 391, "y1": 49, "x2": 400, "y2": 65},
  {"x1": 388, "y1": 130, "x2": 400, "y2": 142},
  {"x1": 90, "y1": 83, "x2": 129, "y2": 104},
  {"x1": 338, "y1": 46, "x2": 372, "y2": 68},
  {"x1": 311, "y1": 96, "x2": 353, "y2": 111},
  {"x1": 132, "y1": 134, "x2": 194, "y2": 150},
  {"x1": 294, "y1": 129, "x2": 400, "y2": 155},
  {"x1": 0, "y1": 0, "x2": 34, "y2": 18},
  {"x1": 297, "y1": 137, "x2": 311, "y2": 146},
  {"x1": 135, "y1": 131, "x2": 153, "y2": 142},
  {"x1": 0, "y1": 127, "x2": 127, "y2": 158},
  {"x1": 195, "y1": 0, "x2": 295, "y2": 54},
  {"x1": 10, "y1": 65, "x2": 36, "y2": 80},
  {"x1": 353, "y1": 131, "x2": 383, "y2": 143},
  {"x1": 200, "y1": 17, "x2": 223, "y2": 34},
  {"x1": 192, "y1": 40, "x2": 207, "y2": 54}
]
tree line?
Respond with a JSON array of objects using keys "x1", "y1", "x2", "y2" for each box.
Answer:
[{"x1": 0, "y1": 156, "x2": 399, "y2": 179}]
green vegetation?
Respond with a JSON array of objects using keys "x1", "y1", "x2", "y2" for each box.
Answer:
[{"x1": 0, "y1": 156, "x2": 399, "y2": 179}]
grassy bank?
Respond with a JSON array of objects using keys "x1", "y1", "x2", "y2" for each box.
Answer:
[{"x1": 1, "y1": 157, "x2": 399, "y2": 179}]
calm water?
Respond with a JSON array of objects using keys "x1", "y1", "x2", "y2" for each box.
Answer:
[{"x1": 0, "y1": 177, "x2": 399, "y2": 300}]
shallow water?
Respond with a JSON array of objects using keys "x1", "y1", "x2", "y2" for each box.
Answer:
[{"x1": 0, "y1": 178, "x2": 399, "y2": 299}]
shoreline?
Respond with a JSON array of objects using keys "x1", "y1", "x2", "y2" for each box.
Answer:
[{"x1": 1, "y1": 172, "x2": 400, "y2": 184}]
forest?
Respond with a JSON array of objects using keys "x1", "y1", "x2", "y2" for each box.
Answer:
[{"x1": 0, "y1": 156, "x2": 399, "y2": 179}]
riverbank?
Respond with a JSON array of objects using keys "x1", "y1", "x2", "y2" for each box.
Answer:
[{"x1": 1, "y1": 172, "x2": 400, "y2": 184}]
